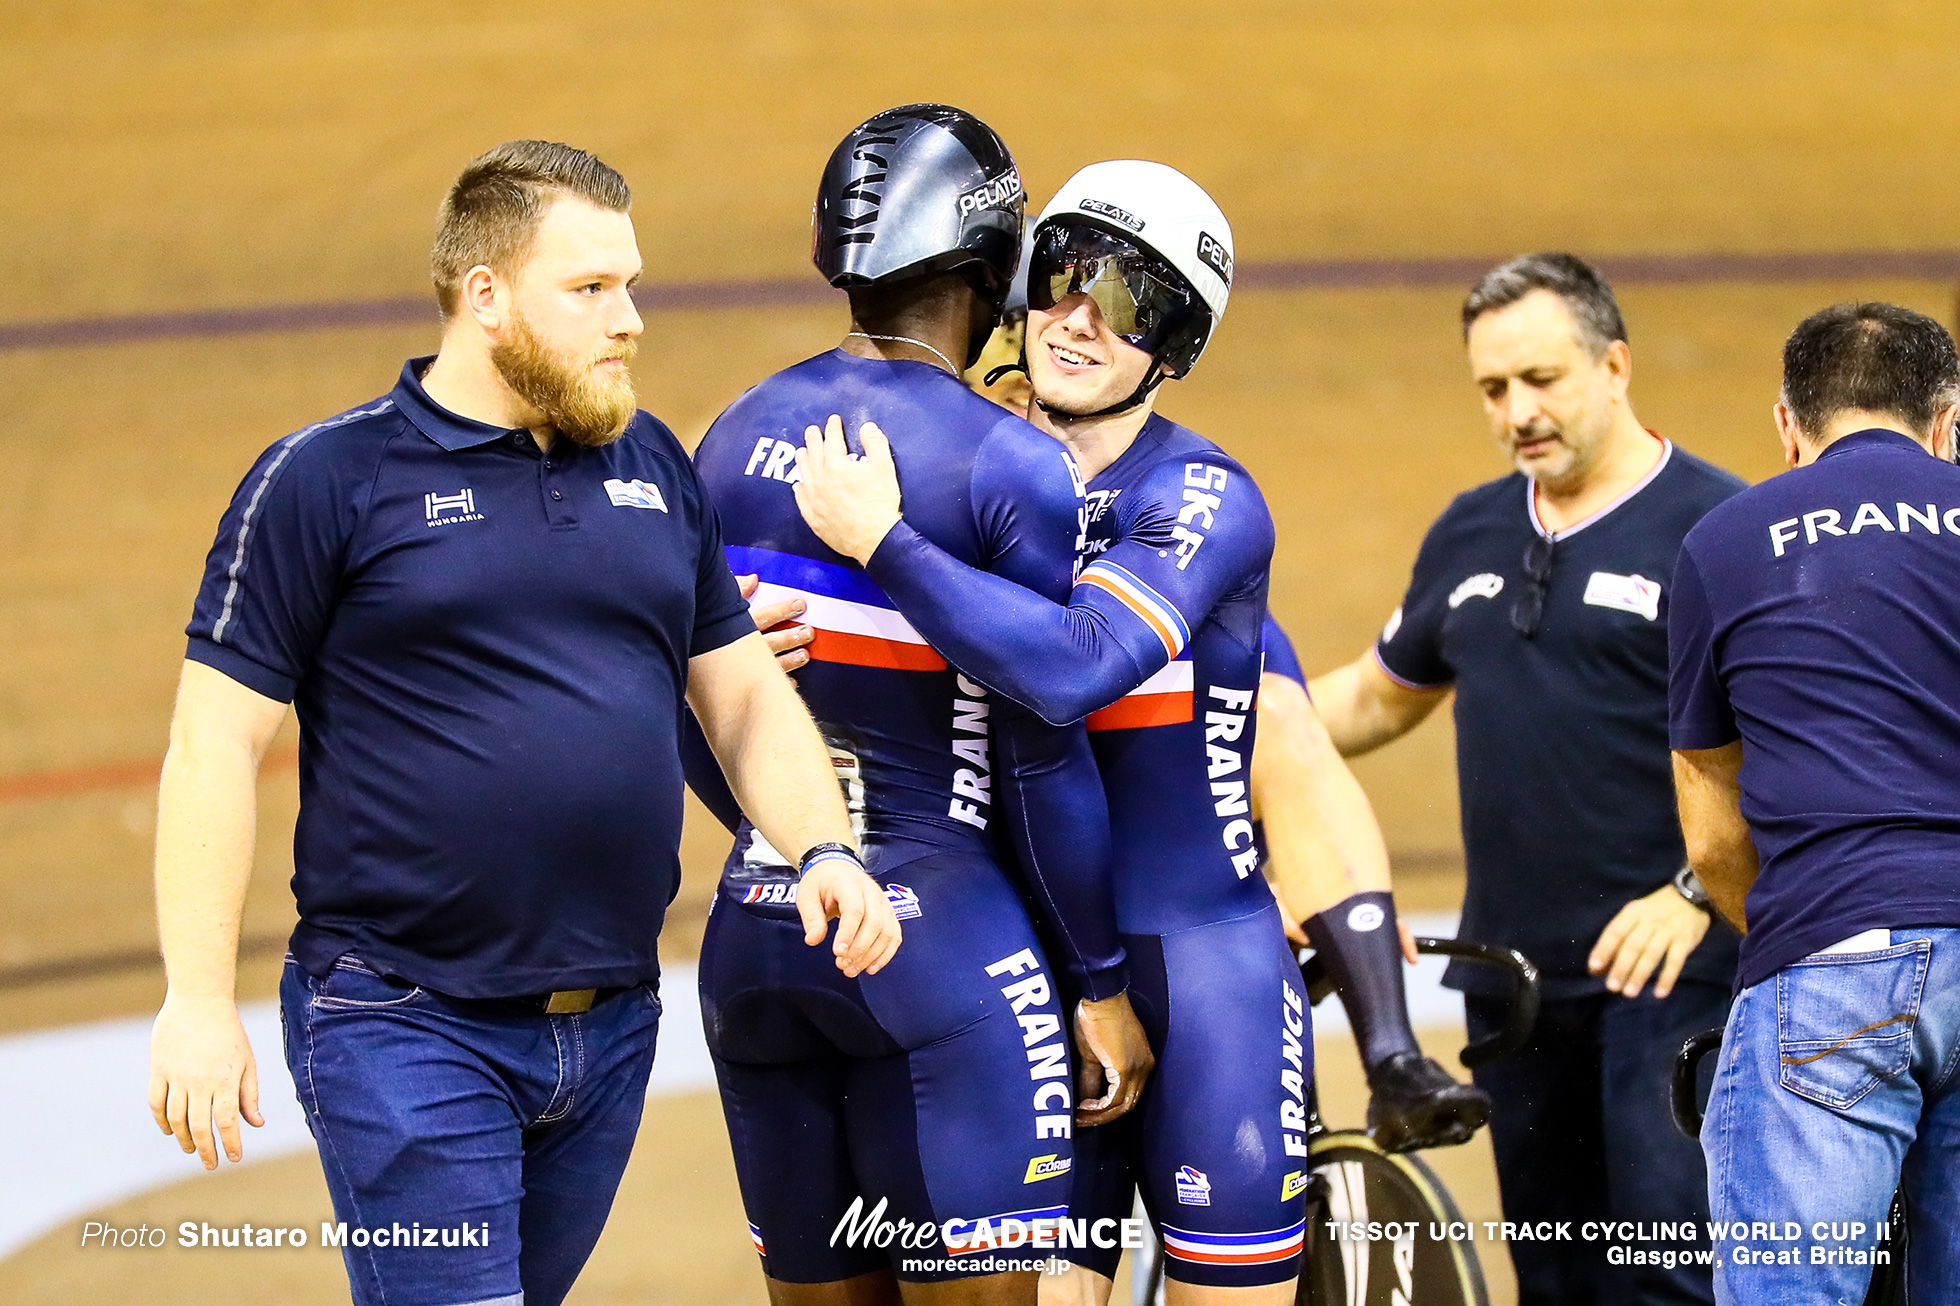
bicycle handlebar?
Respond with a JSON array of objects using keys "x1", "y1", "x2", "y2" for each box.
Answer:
[
  {"x1": 1298, "y1": 934, "x2": 1540, "y2": 1070},
  {"x1": 1670, "y1": 1027, "x2": 1726, "y2": 1138}
]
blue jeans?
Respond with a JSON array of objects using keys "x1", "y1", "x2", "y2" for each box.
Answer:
[
  {"x1": 1465, "y1": 981, "x2": 1730, "y2": 1306},
  {"x1": 280, "y1": 956, "x2": 663, "y2": 1306},
  {"x1": 1703, "y1": 927, "x2": 1960, "y2": 1305}
]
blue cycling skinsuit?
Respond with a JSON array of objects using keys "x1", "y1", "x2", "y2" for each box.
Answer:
[
  {"x1": 862, "y1": 412, "x2": 1310, "y2": 1288},
  {"x1": 689, "y1": 349, "x2": 1128, "y2": 1283}
]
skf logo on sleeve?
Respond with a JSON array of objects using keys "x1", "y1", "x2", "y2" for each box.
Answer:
[
  {"x1": 1024, "y1": 1154, "x2": 1072, "y2": 1183},
  {"x1": 604, "y1": 478, "x2": 669, "y2": 512},
  {"x1": 1196, "y1": 232, "x2": 1233, "y2": 287},
  {"x1": 959, "y1": 169, "x2": 1023, "y2": 216},
  {"x1": 424, "y1": 489, "x2": 484, "y2": 527},
  {"x1": 1582, "y1": 571, "x2": 1660, "y2": 621},
  {"x1": 1174, "y1": 1166, "x2": 1212, "y2": 1206},
  {"x1": 1171, "y1": 463, "x2": 1229, "y2": 570}
]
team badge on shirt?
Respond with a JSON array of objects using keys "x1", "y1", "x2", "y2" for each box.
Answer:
[
  {"x1": 1447, "y1": 573, "x2": 1505, "y2": 608},
  {"x1": 1582, "y1": 571, "x2": 1661, "y2": 621},
  {"x1": 604, "y1": 478, "x2": 669, "y2": 512},
  {"x1": 1174, "y1": 1166, "x2": 1212, "y2": 1206},
  {"x1": 424, "y1": 489, "x2": 484, "y2": 527},
  {"x1": 885, "y1": 883, "x2": 922, "y2": 920}
]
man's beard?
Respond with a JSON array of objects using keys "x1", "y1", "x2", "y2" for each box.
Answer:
[{"x1": 491, "y1": 313, "x2": 638, "y2": 448}]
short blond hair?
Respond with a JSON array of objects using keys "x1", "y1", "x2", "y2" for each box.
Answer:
[{"x1": 431, "y1": 140, "x2": 630, "y2": 317}]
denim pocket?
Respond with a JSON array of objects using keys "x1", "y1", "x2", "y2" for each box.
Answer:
[
  {"x1": 310, "y1": 956, "x2": 425, "y2": 1010},
  {"x1": 1776, "y1": 941, "x2": 1929, "y2": 1109}
]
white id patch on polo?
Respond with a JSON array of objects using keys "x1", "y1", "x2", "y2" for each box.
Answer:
[
  {"x1": 1447, "y1": 573, "x2": 1504, "y2": 609},
  {"x1": 1582, "y1": 571, "x2": 1661, "y2": 621},
  {"x1": 604, "y1": 478, "x2": 669, "y2": 512}
]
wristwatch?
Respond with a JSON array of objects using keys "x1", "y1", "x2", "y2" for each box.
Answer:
[{"x1": 1672, "y1": 865, "x2": 1711, "y2": 910}]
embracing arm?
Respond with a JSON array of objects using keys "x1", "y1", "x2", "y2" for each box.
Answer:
[
  {"x1": 1673, "y1": 742, "x2": 1755, "y2": 933},
  {"x1": 792, "y1": 418, "x2": 1150, "y2": 723},
  {"x1": 793, "y1": 419, "x2": 1247, "y2": 725},
  {"x1": 990, "y1": 700, "x2": 1154, "y2": 1124},
  {"x1": 149, "y1": 659, "x2": 288, "y2": 1169},
  {"x1": 688, "y1": 631, "x2": 900, "y2": 974},
  {"x1": 991, "y1": 704, "x2": 1128, "y2": 1000},
  {"x1": 863, "y1": 521, "x2": 1148, "y2": 723}
]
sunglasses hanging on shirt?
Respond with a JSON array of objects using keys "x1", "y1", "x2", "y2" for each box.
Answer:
[{"x1": 1511, "y1": 534, "x2": 1555, "y2": 638}]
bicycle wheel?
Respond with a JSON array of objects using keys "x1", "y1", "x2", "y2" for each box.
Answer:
[{"x1": 1301, "y1": 1129, "x2": 1488, "y2": 1306}]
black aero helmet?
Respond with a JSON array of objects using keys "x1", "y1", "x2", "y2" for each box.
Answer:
[{"x1": 813, "y1": 104, "x2": 1025, "y2": 332}]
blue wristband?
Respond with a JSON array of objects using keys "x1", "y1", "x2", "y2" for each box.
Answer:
[{"x1": 797, "y1": 842, "x2": 863, "y2": 878}]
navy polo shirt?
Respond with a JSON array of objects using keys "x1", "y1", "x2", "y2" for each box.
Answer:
[
  {"x1": 1376, "y1": 440, "x2": 1745, "y2": 995},
  {"x1": 186, "y1": 358, "x2": 753, "y2": 997},
  {"x1": 1671, "y1": 428, "x2": 1960, "y2": 989}
]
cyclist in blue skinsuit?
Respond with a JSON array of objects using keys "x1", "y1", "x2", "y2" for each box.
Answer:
[
  {"x1": 686, "y1": 107, "x2": 1152, "y2": 1306},
  {"x1": 796, "y1": 162, "x2": 1309, "y2": 1304}
]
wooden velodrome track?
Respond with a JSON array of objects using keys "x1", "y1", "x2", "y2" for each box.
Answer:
[{"x1": 4, "y1": 2, "x2": 1959, "y2": 1301}]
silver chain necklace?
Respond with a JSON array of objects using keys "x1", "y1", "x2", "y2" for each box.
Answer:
[{"x1": 846, "y1": 332, "x2": 960, "y2": 376}]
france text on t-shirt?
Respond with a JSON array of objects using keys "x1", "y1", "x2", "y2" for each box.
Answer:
[{"x1": 1670, "y1": 427, "x2": 1960, "y2": 989}]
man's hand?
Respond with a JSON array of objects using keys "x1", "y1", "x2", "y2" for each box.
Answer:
[
  {"x1": 791, "y1": 415, "x2": 903, "y2": 566},
  {"x1": 1587, "y1": 883, "x2": 1712, "y2": 999},
  {"x1": 1073, "y1": 992, "x2": 1155, "y2": 1127},
  {"x1": 795, "y1": 859, "x2": 903, "y2": 977},
  {"x1": 148, "y1": 992, "x2": 264, "y2": 1170},
  {"x1": 736, "y1": 573, "x2": 815, "y2": 672}
]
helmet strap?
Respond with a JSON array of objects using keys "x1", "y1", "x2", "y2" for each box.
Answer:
[{"x1": 983, "y1": 357, "x2": 1028, "y2": 387}]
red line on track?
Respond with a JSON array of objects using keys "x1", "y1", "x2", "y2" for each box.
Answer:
[
  {"x1": 0, "y1": 749, "x2": 297, "y2": 806},
  {"x1": 4, "y1": 250, "x2": 1958, "y2": 353}
]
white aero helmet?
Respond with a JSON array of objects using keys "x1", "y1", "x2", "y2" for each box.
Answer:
[{"x1": 1028, "y1": 160, "x2": 1234, "y2": 407}]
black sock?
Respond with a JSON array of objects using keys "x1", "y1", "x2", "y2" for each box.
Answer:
[{"x1": 1303, "y1": 891, "x2": 1420, "y2": 1070}]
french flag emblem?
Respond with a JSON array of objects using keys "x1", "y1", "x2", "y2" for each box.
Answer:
[
  {"x1": 1160, "y1": 1218, "x2": 1307, "y2": 1267},
  {"x1": 727, "y1": 545, "x2": 947, "y2": 672},
  {"x1": 1087, "y1": 656, "x2": 1193, "y2": 732}
]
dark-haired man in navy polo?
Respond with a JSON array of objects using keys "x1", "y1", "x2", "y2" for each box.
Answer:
[
  {"x1": 1673, "y1": 301, "x2": 1960, "y2": 1305},
  {"x1": 147, "y1": 141, "x2": 898, "y2": 1306},
  {"x1": 1311, "y1": 253, "x2": 1741, "y2": 1306}
]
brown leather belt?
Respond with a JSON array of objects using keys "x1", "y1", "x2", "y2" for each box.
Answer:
[{"x1": 544, "y1": 989, "x2": 598, "y2": 1014}]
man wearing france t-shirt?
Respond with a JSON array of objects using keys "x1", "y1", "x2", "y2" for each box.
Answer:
[
  {"x1": 797, "y1": 162, "x2": 1314, "y2": 1305},
  {"x1": 1672, "y1": 302, "x2": 1960, "y2": 1304},
  {"x1": 688, "y1": 106, "x2": 1151, "y2": 1306}
]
